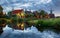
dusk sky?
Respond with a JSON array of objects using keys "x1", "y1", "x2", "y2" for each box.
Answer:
[{"x1": 0, "y1": 0, "x2": 60, "y2": 16}]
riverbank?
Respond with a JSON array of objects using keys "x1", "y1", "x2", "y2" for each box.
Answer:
[
  {"x1": 28, "y1": 18, "x2": 60, "y2": 33},
  {"x1": 0, "y1": 18, "x2": 60, "y2": 34}
]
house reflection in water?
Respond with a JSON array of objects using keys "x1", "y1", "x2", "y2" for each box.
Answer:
[{"x1": 7, "y1": 9, "x2": 25, "y2": 30}]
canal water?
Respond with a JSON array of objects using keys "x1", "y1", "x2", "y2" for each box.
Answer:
[{"x1": 0, "y1": 25, "x2": 60, "y2": 38}]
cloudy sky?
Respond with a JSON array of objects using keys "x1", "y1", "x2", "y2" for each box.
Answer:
[{"x1": 0, "y1": 0, "x2": 60, "y2": 16}]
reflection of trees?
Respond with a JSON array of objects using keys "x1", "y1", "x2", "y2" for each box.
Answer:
[
  {"x1": 0, "y1": 19, "x2": 6, "y2": 27},
  {"x1": 8, "y1": 16, "x2": 24, "y2": 29},
  {"x1": 7, "y1": 11, "x2": 12, "y2": 18},
  {"x1": 0, "y1": 19, "x2": 7, "y2": 35}
]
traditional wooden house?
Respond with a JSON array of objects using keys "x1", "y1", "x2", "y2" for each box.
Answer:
[{"x1": 12, "y1": 9, "x2": 25, "y2": 18}]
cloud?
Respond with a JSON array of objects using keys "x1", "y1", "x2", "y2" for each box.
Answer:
[
  {"x1": 0, "y1": 0, "x2": 53, "y2": 12},
  {"x1": 41, "y1": 0, "x2": 52, "y2": 4},
  {"x1": 0, "y1": 0, "x2": 60, "y2": 16},
  {"x1": 3, "y1": 6, "x2": 12, "y2": 13},
  {"x1": 20, "y1": 3, "x2": 32, "y2": 8},
  {"x1": 0, "y1": 0, "x2": 6, "y2": 4}
]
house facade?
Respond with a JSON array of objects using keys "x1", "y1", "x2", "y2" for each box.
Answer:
[{"x1": 12, "y1": 9, "x2": 25, "y2": 18}]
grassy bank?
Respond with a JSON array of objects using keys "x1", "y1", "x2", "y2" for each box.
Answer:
[
  {"x1": 28, "y1": 18, "x2": 60, "y2": 33},
  {"x1": 0, "y1": 17, "x2": 60, "y2": 33}
]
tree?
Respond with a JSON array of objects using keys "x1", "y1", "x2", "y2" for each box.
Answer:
[
  {"x1": 7, "y1": 11, "x2": 12, "y2": 17},
  {"x1": 39, "y1": 10, "x2": 48, "y2": 18}
]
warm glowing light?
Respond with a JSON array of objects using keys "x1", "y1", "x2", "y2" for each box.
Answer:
[
  {"x1": 17, "y1": 13, "x2": 20, "y2": 16},
  {"x1": 17, "y1": 23, "x2": 24, "y2": 30},
  {"x1": 21, "y1": 23, "x2": 24, "y2": 27},
  {"x1": 17, "y1": 24, "x2": 21, "y2": 27},
  {"x1": 21, "y1": 23, "x2": 24, "y2": 29},
  {"x1": 21, "y1": 13, "x2": 24, "y2": 16}
]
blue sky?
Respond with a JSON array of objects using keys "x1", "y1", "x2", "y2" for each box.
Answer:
[{"x1": 0, "y1": 0, "x2": 60, "y2": 16}]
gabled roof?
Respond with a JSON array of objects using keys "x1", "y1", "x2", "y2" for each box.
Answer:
[{"x1": 12, "y1": 9, "x2": 23, "y2": 14}]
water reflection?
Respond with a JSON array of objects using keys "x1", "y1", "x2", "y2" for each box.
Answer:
[{"x1": 0, "y1": 26, "x2": 60, "y2": 38}]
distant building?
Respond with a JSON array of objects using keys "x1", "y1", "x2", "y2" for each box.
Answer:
[
  {"x1": 33, "y1": 11, "x2": 40, "y2": 18},
  {"x1": 49, "y1": 9, "x2": 55, "y2": 18}
]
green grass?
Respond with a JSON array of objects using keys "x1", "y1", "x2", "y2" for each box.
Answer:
[
  {"x1": 27, "y1": 18, "x2": 60, "y2": 33},
  {"x1": 28, "y1": 18, "x2": 60, "y2": 26},
  {"x1": 0, "y1": 17, "x2": 60, "y2": 33}
]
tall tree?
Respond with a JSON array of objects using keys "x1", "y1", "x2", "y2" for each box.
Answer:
[{"x1": 39, "y1": 10, "x2": 48, "y2": 18}]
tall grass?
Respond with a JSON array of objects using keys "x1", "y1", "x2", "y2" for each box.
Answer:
[{"x1": 28, "y1": 18, "x2": 60, "y2": 33}]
